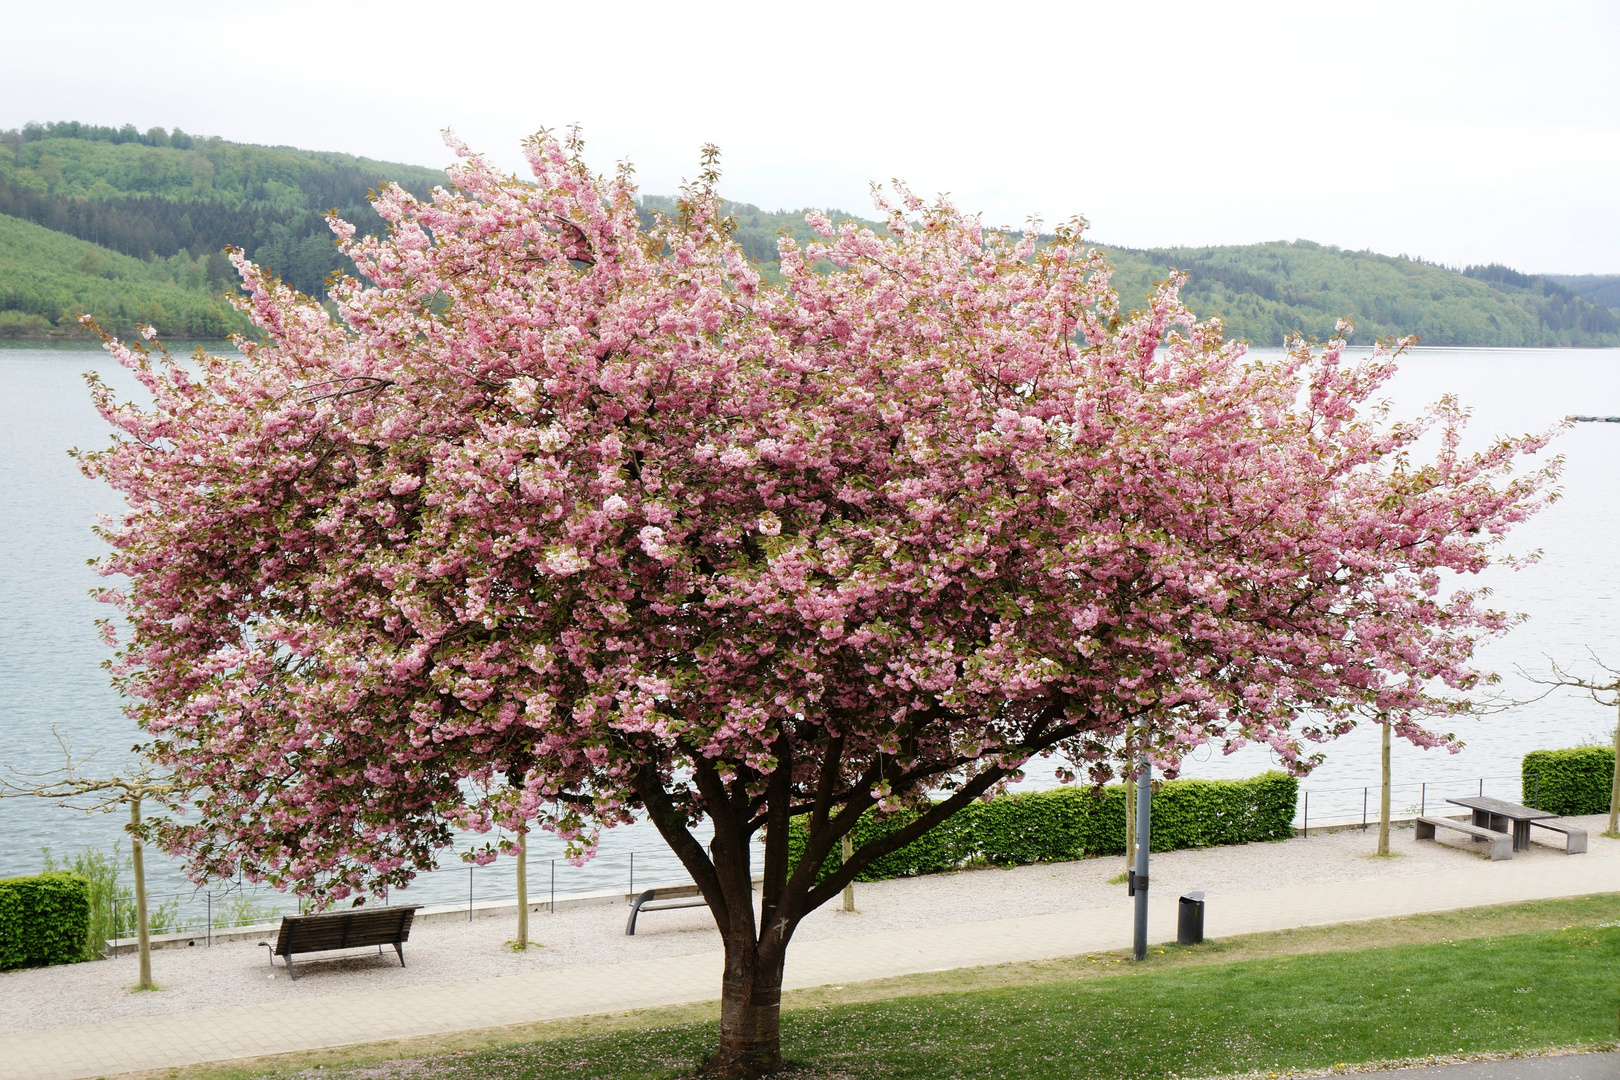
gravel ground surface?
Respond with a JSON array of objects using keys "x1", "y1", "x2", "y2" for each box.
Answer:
[{"x1": 1, "y1": 814, "x2": 1612, "y2": 1034}]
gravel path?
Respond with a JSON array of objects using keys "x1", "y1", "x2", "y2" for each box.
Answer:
[{"x1": 2, "y1": 814, "x2": 1612, "y2": 1035}]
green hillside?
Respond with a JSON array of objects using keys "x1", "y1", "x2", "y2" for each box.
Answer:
[
  {"x1": 0, "y1": 213, "x2": 248, "y2": 338},
  {"x1": 716, "y1": 202, "x2": 1620, "y2": 347},
  {"x1": 1545, "y1": 273, "x2": 1620, "y2": 310},
  {"x1": 2, "y1": 122, "x2": 1616, "y2": 347},
  {"x1": 1102, "y1": 243, "x2": 1620, "y2": 347},
  {"x1": 1, "y1": 121, "x2": 445, "y2": 301}
]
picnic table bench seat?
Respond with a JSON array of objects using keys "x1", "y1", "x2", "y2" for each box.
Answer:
[
  {"x1": 626, "y1": 887, "x2": 707, "y2": 935},
  {"x1": 1529, "y1": 818, "x2": 1589, "y2": 854},
  {"x1": 260, "y1": 904, "x2": 421, "y2": 980},
  {"x1": 1414, "y1": 815, "x2": 1513, "y2": 860}
]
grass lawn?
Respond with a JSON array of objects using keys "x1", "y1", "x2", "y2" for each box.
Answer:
[{"x1": 179, "y1": 895, "x2": 1620, "y2": 1080}]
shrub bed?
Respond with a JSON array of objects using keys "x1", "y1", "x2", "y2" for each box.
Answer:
[
  {"x1": 1522, "y1": 746, "x2": 1615, "y2": 815},
  {"x1": 0, "y1": 872, "x2": 92, "y2": 969},
  {"x1": 788, "y1": 772, "x2": 1298, "y2": 883}
]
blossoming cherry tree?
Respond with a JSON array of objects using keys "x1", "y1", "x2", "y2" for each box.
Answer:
[{"x1": 83, "y1": 133, "x2": 1557, "y2": 1074}]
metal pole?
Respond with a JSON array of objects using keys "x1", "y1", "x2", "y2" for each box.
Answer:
[
  {"x1": 1362, "y1": 787, "x2": 1368, "y2": 832},
  {"x1": 1479, "y1": 777, "x2": 1484, "y2": 797},
  {"x1": 550, "y1": 859, "x2": 555, "y2": 913},
  {"x1": 1132, "y1": 758, "x2": 1151, "y2": 962},
  {"x1": 1421, "y1": 783, "x2": 1426, "y2": 816},
  {"x1": 629, "y1": 852, "x2": 634, "y2": 899},
  {"x1": 1303, "y1": 791, "x2": 1308, "y2": 836},
  {"x1": 469, "y1": 867, "x2": 473, "y2": 922},
  {"x1": 207, "y1": 892, "x2": 212, "y2": 947},
  {"x1": 1534, "y1": 773, "x2": 1540, "y2": 809}
]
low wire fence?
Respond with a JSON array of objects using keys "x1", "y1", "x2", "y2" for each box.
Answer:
[
  {"x1": 103, "y1": 846, "x2": 722, "y2": 955},
  {"x1": 1294, "y1": 772, "x2": 1538, "y2": 834},
  {"x1": 98, "y1": 768, "x2": 1566, "y2": 952}
]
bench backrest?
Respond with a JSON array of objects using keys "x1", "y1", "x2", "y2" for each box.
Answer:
[{"x1": 273, "y1": 905, "x2": 420, "y2": 957}]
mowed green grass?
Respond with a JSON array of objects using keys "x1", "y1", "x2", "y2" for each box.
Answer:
[{"x1": 254, "y1": 914, "x2": 1619, "y2": 1080}]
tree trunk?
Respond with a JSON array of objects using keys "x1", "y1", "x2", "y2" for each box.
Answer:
[
  {"x1": 515, "y1": 823, "x2": 529, "y2": 949},
  {"x1": 840, "y1": 835, "x2": 854, "y2": 912},
  {"x1": 714, "y1": 930, "x2": 785, "y2": 1077},
  {"x1": 1608, "y1": 703, "x2": 1619, "y2": 836},
  {"x1": 1377, "y1": 720, "x2": 1391, "y2": 856},
  {"x1": 129, "y1": 794, "x2": 155, "y2": 990}
]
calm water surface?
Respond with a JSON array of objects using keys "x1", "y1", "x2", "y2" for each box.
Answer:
[{"x1": 1, "y1": 342, "x2": 1616, "y2": 909}]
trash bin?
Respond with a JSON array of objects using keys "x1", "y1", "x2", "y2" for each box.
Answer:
[{"x1": 1177, "y1": 891, "x2": 1205, "y2": 945}]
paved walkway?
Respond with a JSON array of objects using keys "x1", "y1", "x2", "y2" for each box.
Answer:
[
  {"x1": 4, "y1": 845, "x2": 1617, "y2": 1080},
  {"x1": 1381, "y1": 1052, "x2": 1620, "y2": 1079}
]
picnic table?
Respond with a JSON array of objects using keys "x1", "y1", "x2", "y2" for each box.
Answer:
[{"x1": 1445, "y1": 795, "x2": 1556, "y2": 853}]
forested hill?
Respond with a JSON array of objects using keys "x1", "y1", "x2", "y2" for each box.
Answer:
[
  {"x1": 1102, "y1": 244, "x2": 1619, "y2": 347},
  {"x1": 716, "y1": 202, "x2": 1618, "y2": 347},
  {"x1": 2, "y1": 121, "x2": 1616, "y2": 346}
]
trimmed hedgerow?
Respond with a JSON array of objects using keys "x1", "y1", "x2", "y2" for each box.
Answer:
[
  {"x1": 0, "y1": 872, "x2": 92, "y2": 970},
  {"x1": 1522, "y1": 747, "x2": 1615, "y2": 816},
  {"x1": 787, "y1": 772, "x2": 1298, "y2": 883}
]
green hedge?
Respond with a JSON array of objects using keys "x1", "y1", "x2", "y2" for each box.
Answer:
[
  {"x1": 788, "y1": 772, "x2": 1298, "y2": 884},
  {"x1": 1523, "y1": 747, "x2": 1615, "y2": 816},
  {"x1": 0, "y1": 872, "x2": 92, "y2": 970}
]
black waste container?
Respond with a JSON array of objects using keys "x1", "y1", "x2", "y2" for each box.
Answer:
[{"x1": 1177, "y1": 891, "x2": 1205, "y2": 945}]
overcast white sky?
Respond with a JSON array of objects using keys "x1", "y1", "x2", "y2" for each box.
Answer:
[{"x1": 7, "y1": 0, "x2": 1617, "y2": 272}]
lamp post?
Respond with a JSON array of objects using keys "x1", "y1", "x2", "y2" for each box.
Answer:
[{"x1": 1129, "y1": 756, "x2": 1151, "y2": 961}]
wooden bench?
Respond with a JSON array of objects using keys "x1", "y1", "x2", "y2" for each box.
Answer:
[
  {"x1": 1415, "y1": 816, "x2": 1513, "y2": 861},
  {"x1": 260, "y1": 904, "x2": 421, "y2": 980},
  {"x1": 1530, "y1": 818, "x2": 1589, "y2": 854}
]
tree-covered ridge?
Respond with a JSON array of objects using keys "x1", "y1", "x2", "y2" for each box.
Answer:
[
  {"x1": 1, "y1": 124, "x2": 447, "y2": 298},
  {"x1": 0, "y1": 214, "x2": 248, "y2": 339},
  {"x1": 4, "y1": 123, "x2": 445, "y2": 210},
  {"x1": 1101, "y1": 241, "x2": 1620, "y2": 347},
  {"x1": 1, "y1": 123, "x2": 1616, "y2": 345},
  {"x1": 672, "y1": 200, "x2": 1620, "y2": 348},
  {"x1": 1544, "y1": 273, "x2": 1620, "y2": 311}
]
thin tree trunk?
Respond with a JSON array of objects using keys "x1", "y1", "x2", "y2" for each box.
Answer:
[
  {"x1": 129, "y1": 794, "x2": 154, "y2": 990},
  {"x1": 840, "y1": 835, "x2": 854, "y2": 912},
  {"x1": 715, "y1": 929, "x2": 785, "y2": 1076},
  {"x1": 1609, "y1": 703, "x2": 1620, "y2": 836},
  {"x1": 1378, "y1": 719, "x2": 1392, "y2": 856},
  {"x1": 515, "y1": 823, "x2": 528, "y2": 949}
]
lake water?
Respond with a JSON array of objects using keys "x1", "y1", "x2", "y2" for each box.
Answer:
[{"x1": 2, "y1": 341, "x2": 1616, "y2": 916}]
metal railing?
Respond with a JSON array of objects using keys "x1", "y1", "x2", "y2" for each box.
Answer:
[
  {"x1": 1295, "y1": 772, "x2": 1538, "y2": 835},
  {"x1": 103, "y1": 846, "x2": 721, "y2": 956}
]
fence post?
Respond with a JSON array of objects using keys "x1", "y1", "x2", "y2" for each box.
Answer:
[
  {"x1": 550, "y1": 859, "x2": 555, "y2": 914},
  {"x1": 1421, "y1": 783, "x2": 1426, "y2": 816},
  {"x1": 468, "y1": 867, "x2": 473, "y2": 923},
  {"x1": 629, "y1": 852, "x2": 635, "y2": 899},
  {"x1": 1362, "y1": 787, "x2": 1368, "y2": 832},
  {"x1": 1479, "y1": 777, "x2": 1484, "y2": 797},
  {"x1": 207, "y1": 892, "x2": 212, "y2": 947},
  {"x1": 1303, "y1": 791, "x2": 1309, "y2": 837},
  {"x1": 112, "y1": 895, "x2": 120, "y2": 959}
]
